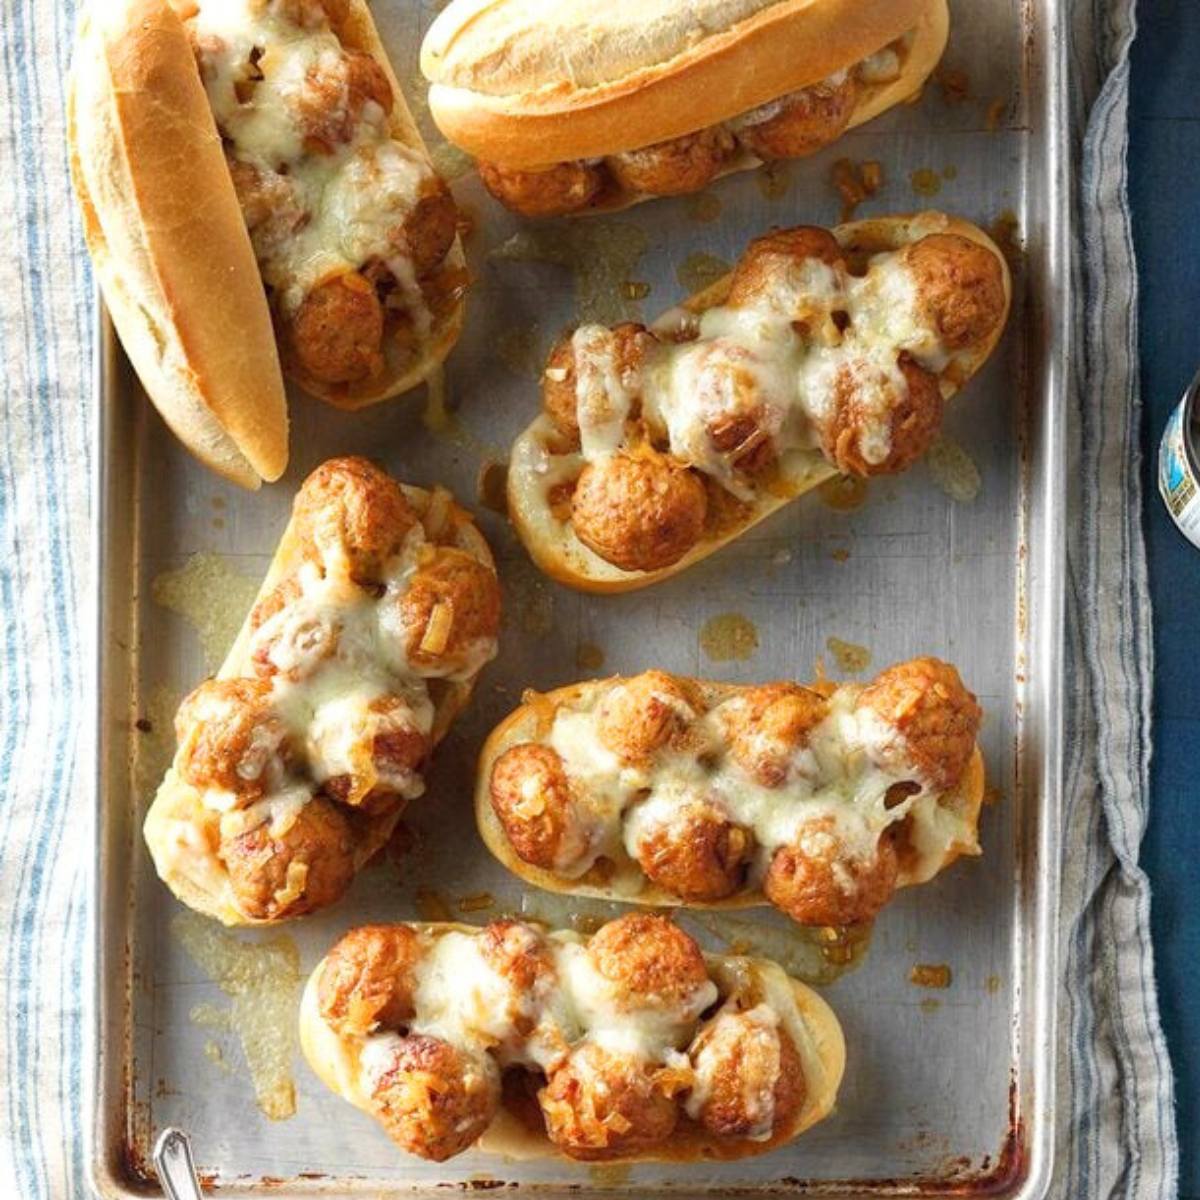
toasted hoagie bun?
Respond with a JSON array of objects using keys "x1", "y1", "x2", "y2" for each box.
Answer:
[
  {"x1": 69, "y1": 0, "x2": 468, "y2": 485},
  {"x1": 507, "y1": 212, "x2": 1011, "y2": 593},
  {"x1": 300, "y1": 915, "x2": 845, "y2": 1162},
  {"x1": 420, "y1": 0, "x2": 948, "y2": 215},
  {"x1": 144, "y1": 459, "x2": 500, "y2": 925},
  {"x1": 69, "y1": 0, "x2": 288, "y2": 488},
  {"x1": 476, "y1": 662, "x2": 985, "y2": 923}
]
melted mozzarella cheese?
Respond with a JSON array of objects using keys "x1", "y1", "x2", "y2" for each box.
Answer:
[
  {"x1": 572, "y1": 325, "x2": 637, "y2": 461},
  {"x1": 528, "y1": 680, "x2": 965, "y2": 890},
  {"x1": 684, "y1": 1003, "x2": 781, "y2": 1140},
  {"x1": 556, "y1": 941, "x2": 718, "y2": 1061},
  {"x1": 410, "y1": 931, "x2": 527, "y2": 1052},
  {"x1": 568, "y1": 240, "x2": 948, "y2": 499},
  {"x1": 187, "y1": 0, "x2": 438, "y2": 316}
]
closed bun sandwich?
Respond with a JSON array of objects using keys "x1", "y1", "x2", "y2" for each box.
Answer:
[
  {"x1": 420, "y1": 0, "x2": 949, "y2": 216},
  {"x1": 70, "y1": 0, "x2": 468, "y2": 487}
]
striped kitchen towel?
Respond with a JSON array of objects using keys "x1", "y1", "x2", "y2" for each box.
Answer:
[
  {"x1": 1056, "y1": 1, "x2": 1180, "y2": 1198},
  {"x1": 0, "y1": 0, "x2": 1177, "y2": 1195}
]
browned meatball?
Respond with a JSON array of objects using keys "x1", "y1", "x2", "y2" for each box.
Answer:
[
  {"x1": 392, "y1": 546, "x2": 500, "y2": 678},
  {"x1": 397, "y1": 177, "x2": 458, "y2": 278},
  {"x1": 296, "y1": 48, "x2": 393, "y2": 152},
  {"x1": 725, "y1": 226, "x2": 845, "y2": 311},
  {"x1": 478, "y1": 919, "x2": 557, "y2": 1033},
  {"x1": 539, "y1": 1042, "x2": 679, "y2": 1160},
  {"x1": 587, "y1": 913, "x2": 713, "y2": 1013},
  {"x1": 630, "y1": 797, "x2": 754, "y2": 901},
  {"x1": 733, "y1": 75, "x2": 859, "y2": 161},
  {"x1": 489, "y1": 743, "x2": 593, "y2": 873},
  {"x1": 316, "y1": 693, "x2": 430, "y2": 809},
  {"x1": 571, "y1": 450, "x2": 707, "y2": 573},
  {"x1": 903, "y1": 234, "x2": 1007, "y2": 351},
  {"x1": 226, "y1": 156, "x2": 306, "y2": 258},
  {"x1": 248, "y1": 576, "x2": 342, "y2": 681},
  {"x1": 174, "y1": 678, "x2": 289, "y2": 796},
  {"x1": 293, "y1": 456, "x2": 416, "y2": 584},
  {"x1": 855, "y1": 657, "x2": 981, "y2": 791},
  {"x1": 542, "y1": 323, "x2": 652, "y2": 448},
  {"x1": 819, "y1": 353, "x2": 943, "y2": 476},
  {"x1": 720, "y1": 683, "x2": 828, "y2": 788},
  {"x1": 478, "y1": 159, "x2": 603, "y2": 218},
  {"x1": 221, "y1": 794, "x2": 356, "y2": 920},
  {"x1": 595, "y1": 671, "x2": 700, "y2": 764},
  {"x1": 318, "y1": 924, "x2": 422, "y2": 1036},
  {"x1": 687, "y1": 1007, "x2": 806, "y2": 1139},
  {"x1": 606, "y1": 126, "x2": 736, "y2": 196},
  {"x1": 288, "y1": 272, "x2": 385, "y2": 385},
  {"x1": 763, "y1": 817, "x2": 899, "y2": 926},
  {"x1": 674, "y1": 340, "x2": 782, "y2": 475},
  {"x1": 367, "y1": 1033, "x2": 499, "y2": 1161}
]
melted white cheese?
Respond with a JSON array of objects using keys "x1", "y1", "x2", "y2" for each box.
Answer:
[
  {"x1": 572, "y1": 325, "x2": 637, "y2": 461},
  {"x1": 531, "y1": 681, "x2": 967, "y2": 889},
  {"x1": 567, "y1": 239, "x2": 951, "y2": 499},
  {"x1": 187, "y1": 0, "x2": 438, "y2": 314}
]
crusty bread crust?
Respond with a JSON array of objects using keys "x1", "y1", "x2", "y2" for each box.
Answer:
[
  {"x1": 474, "y1": 675, "x2": 986, "y2": 910},
  {"x1": 69, "y1": 0, "x2": 288, "y2": 488},
  {"x1": 298, "y1": 923, "x2": 847, "y2": 1161},
  {"x1": 506, "y1": 212, "x2": 1012, "y2": 593},
  {"x1": 423, "y1": 0, "x2": 946, "y2": 170},
  {"x1": 142, "y1": 483, "x2": 496, "y2": 927}
]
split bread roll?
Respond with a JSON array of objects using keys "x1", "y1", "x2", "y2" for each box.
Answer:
[
  {"x1": 507, "y1": 212, "x2": 1012, "y2": 592},
  {"x1": 420, "y1": 0, "x2": 949, "y2": 215},
  {"x1": 476, "y1": 660, "x2": 985, "y2": 924},
  {"x1": 69, "y1": 0, "x2": 468, "y2": 488},
  {"x1": 143, "y1": 458, "x2": 501, "y2": 925},
  {"x1": 300, "y1": 914, "x2": 845, "y2": 1162}
]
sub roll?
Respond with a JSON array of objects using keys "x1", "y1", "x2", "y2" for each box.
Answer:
[
  {"x1": 476, "y1": 661, "x2": 985, "y2": 925},
  {"x1": 144, "y1": 458, "x2": 501, "y2": 924},
  {"x1": 420, "y1": 0, "x2": 949, "y2": 216},
  {"x1": 507, "y1": 212, "x2": 1011, "y2": 592},
  {"x1": 70, "y1": 0, "x2": 468, "y2": 487},
  {"x1": 300, "y1": 914, "x2": 845, "y2": 1162}
]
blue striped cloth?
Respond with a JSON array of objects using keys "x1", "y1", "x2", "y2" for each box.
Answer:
[{"x1": 0, "y1": 0, "x2": 1176, "y2": 1195}]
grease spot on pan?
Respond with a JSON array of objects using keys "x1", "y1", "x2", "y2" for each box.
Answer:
[
  {"x1": 172, "y1": 912, "x2": 301, "y2": 1121},
  {"x1": 151, "y1": 554, "x2": 260, "y2": 671},
  {"x1": 817, "y1": 474, "x2": 869, "y2": 511},
  {"x1": 826, "y1": 637, "x2": 871, "y2": 674},
  {"x1": 676, "y1": 251, "x2": 731, "y2": 295},
  {"x1": 699, "y1": 613, "x2": 759, "y2": 662},
  {"x1": 926, "y1": 435, "x2": 982, "y2": 503},
  {"x1": 491, "y1": 222, "x2": 650, "y2": 325}
]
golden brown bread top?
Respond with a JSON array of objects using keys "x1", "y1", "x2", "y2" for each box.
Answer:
[{"x1": 70, "y1": 0, "x2": 288, "y2": 486}]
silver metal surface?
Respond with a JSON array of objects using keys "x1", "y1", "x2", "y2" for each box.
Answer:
[
  {"x1": 153, "y1": 1130, "x2": 205, "y2": 1200},
  {"x1": 89, "y1": 0, "x2": 1068, "y2": 1194}
]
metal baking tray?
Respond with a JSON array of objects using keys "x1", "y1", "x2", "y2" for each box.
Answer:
[{"x1": 89, "y1": 0, "x2": 1068, "y2": 1193}]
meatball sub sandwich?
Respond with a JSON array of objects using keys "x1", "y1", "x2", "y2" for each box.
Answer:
[
  {"x1": 507, "y1": 212, "x2": 1011, "y2": 592},
  {"x1": 420, "y1": 0, "x2": 949, "y2": 216},
  {"x1": 144, "y1": 458, "x2": 501, "y2": 924},
  {"x1": 70, "y1": 0, "x2": 467, "y2": 487},
  {"x1": 300, "y1": 914, "x2": 845, "y2": 1161},
  {"x1": 478, "y1": 660, "x2": 985, "y2": 926}
]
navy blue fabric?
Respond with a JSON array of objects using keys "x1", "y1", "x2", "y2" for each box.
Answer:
[{"x1": 1130, "y1": 2, "x2": 1200, "y2": 1194}]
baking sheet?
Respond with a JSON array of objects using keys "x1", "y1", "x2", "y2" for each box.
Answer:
[{"x1": 90, "y1": 0, "x2": 1067, "y2": 1194}]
